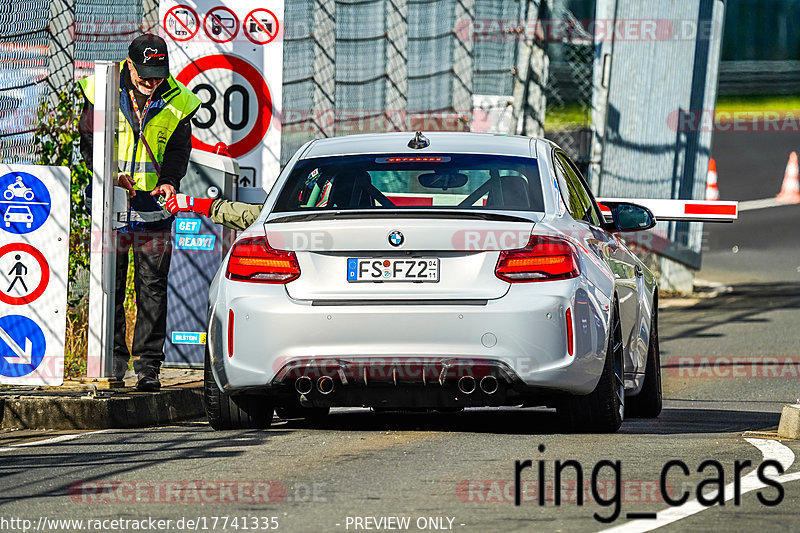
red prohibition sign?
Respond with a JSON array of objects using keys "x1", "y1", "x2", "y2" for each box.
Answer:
[
  {"x1": 164, "y1": 5, "x2": 200, "y2": 42},
  {"x1": 0, "y1": 243, "x2": 50, "y2": 306},
  {"x1": 243, "y1": 8, "x2": 279, "y2": 45},
  {"x1": 175, "y1": 54, "x2": 273, "y2": 158},
  {"x1": 204, "y1": 6, "x2": 239, "y2": 44}
]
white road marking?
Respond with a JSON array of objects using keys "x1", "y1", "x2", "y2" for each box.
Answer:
[
  {"x1": 738, "y1": 198, "x2": 793, "y2": 211},
  {"x1": 600, "y1": 438, "x2": 796, "y2": 533},
  {"x1": 0, "y1": 430, "x2": 109, "y2": 452}
]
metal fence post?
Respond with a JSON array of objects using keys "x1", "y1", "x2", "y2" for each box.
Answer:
[
  {"x1": 588, "y1": 0, "x2": 617, "y2": 192},
  {"x1": 452, "y1": 0, "x2": 475, "y2": 127},
  {"x1": 312, "y1": 0, "x2": 336, "y2": 138},
  {"x1": 86, "y1": 61, "x2": 120, "y2": 379},
  {"x1": 384, "y1": 0, "x2": 408, "y2": 130},
  {"x1": 510, "y1": 0, "x2": 548, "y2": 137}
]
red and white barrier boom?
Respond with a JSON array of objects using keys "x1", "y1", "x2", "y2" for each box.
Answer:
[{"x1": 597, "y1": 199, "x2": 738, "y2": 223}]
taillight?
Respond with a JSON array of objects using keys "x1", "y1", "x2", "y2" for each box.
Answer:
[
  {"x1": 226, "y1": 236, "x2": 300, "y2": 283},
  {"x1": 565, "y1": 308, "x2": 573, "y2": 356},
  {"x1": 495, "y1": 236, "x2": 580, "y2": 282}
]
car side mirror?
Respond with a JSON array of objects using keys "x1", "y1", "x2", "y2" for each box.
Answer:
[{"x1": 606, "y1": 202, "x2": 655, "y2": 232}]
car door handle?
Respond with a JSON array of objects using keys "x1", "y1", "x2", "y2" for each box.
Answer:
[{"x1": 634, "y1": 265, "x2": 643, "y2": 278}]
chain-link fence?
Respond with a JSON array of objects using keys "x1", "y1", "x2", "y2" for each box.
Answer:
[
  {"x1": 0, "y1": 0, "x2": 50, "y2": 164},
  {"x1": 0, "y1": 0, "x2": 596, "y2": 172},
  {"x1": 0, "y1": 0, "x2": 144, "y2": 163},
  {"x1": 541, "y1": 0, "x2": 594, "y2": 174}
]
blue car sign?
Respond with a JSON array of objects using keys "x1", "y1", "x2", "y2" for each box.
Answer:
[{"x1": 0, "y1": 171, "x2": 51, "y2": 234}]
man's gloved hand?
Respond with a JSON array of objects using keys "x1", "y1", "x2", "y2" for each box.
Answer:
[{"x1": 165, "y1": 194, "x2": 214, "y2": 216}]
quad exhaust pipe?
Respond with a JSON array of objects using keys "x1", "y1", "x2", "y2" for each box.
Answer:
[
  {"x1": 317, "y1": 376, "x2": 335, "y2": 394},
  {"x1": 480, "y1": 375, "x2": 499, "y2": 394},
  {"x1": 295, "y1": 376, "x2": 313, "y2": 395},
  {"x1": 297, "y1": 372, "x2": 497, "y2": 396},
  {"x1": 457, "y1": 375, "x2": 499, "y2": 395},
  {"x1": 458, "y1": 376, "x2": 476, "y2": 394},
  {"x1": 295, "y1": 375, "x2": 336, "y2": 395}
]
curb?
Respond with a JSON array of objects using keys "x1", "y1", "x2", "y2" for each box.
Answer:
[{"x1": 0, "y1": 386, "x2": 204, "y2": 430}]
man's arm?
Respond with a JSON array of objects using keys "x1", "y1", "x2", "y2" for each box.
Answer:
[
  {"x1": 166, "y1": 194, "x2": 263, "y2": 231},
  {"x1": 208, "y1": 199, "x2": 263, "y2": 231}
]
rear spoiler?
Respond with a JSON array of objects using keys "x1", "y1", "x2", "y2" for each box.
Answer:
[{"x1": 597, "y1": 198, "x2": 738, "y2": 223}]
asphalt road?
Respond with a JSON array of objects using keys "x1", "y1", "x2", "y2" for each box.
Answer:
[{"x1": 0, "y1": 133, "x2": 799, "y2": 533}]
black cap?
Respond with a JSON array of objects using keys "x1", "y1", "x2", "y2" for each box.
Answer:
[{"x1": 128, "y1": 34, "x2": 169, "y2": 78}]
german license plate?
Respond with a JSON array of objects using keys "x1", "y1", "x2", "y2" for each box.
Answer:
[{"x1": 347, "y1": 258, "x2": 440, "y2": 282}]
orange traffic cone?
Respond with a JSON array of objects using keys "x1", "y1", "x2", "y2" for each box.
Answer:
[
  {"x1": 705, "y1": 158, "x2": 719, "y2": 200},
  {"x1": 776, "y1": 151, "x2": 800, "y2": 204}
]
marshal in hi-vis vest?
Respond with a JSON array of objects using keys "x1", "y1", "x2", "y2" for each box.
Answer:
[{"x1": 78, "y1": 72, "x2": 201, "y2": 193}]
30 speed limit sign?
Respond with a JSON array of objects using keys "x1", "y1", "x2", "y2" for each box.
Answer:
[
  {"x1": 160, "y1": 0, "x2": 284, "y2": 189},
  {"x1": 176, "y1": 54, "x2": 273, "y2": 159}
]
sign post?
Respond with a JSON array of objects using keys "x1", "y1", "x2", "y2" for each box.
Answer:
[
  {"x1": 0, "y1": 166, "x2": 69, "y2": 386},
  {"x1": 160, "y1": 0, "x2": 284, "y2": 191},
  {"x1": 86, "y1": 61, "x2": 120, "y2": 379}
]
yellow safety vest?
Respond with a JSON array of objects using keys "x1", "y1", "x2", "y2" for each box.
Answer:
[{"x1": 78, "y1": 74, "x2": 201, "y2": 192}]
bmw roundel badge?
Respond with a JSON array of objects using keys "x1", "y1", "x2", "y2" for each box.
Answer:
[{"x1": 388, "y1": 231, "x2": 404, "y2": 247}]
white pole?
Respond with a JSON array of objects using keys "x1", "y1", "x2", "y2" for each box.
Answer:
[{"x1": 86, "y1": 61, "x2": 120, "y2": 378}]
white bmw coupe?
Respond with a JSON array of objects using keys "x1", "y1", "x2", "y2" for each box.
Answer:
[{"x1": 204, "y1": 131, "x2": 708, "y2": 433}]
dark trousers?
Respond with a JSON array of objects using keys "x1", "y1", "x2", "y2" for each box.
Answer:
[{"x1": 114, "y1": 230, "x2": 173, "y2": 375}]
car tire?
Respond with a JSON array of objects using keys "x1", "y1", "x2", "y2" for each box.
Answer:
[
  {"x1": 627, "y1": 306, "x2": 662, "y2": 418},
  {"x1": 276, "y1": 405, "x2": 330, "y2": 421},
  {"x1": 204, "y1": 349, "x2": 274, "y2": 430},
  {"x1": 558, "y1": 300, "x2": 625, "y2": 433}
]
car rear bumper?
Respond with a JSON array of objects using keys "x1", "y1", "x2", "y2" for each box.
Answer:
[{"x1": 208, "y1": 278, "x2": 610, "y2": 399}]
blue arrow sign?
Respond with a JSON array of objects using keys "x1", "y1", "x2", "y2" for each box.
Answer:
[
  {"x1": 0, "y1": 315, "x2": 46, "y2": 377},
  {"x1": 0, "y1": 171, "x2": 52, "y2": 234}
]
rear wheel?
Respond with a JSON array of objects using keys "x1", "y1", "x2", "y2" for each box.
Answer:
[
  {"x1": 558, "y1": 301, "x2": 625, "y2": 433},
  {"x1": 627, "y1": 306, "x2": 662, "y2": 418},
  {"x1": 204, "y1": 350, "x2": 274, "y2": 430}
]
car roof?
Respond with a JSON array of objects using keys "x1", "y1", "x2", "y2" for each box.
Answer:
[{"x1": 300, "y1": 132, "x2": 540, "y2": 159}]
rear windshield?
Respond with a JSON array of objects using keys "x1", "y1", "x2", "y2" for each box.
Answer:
[{"x1": 272, "y1": 154, "x2": 544, "y2": 213}]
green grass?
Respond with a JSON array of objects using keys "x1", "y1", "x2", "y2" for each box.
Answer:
[
  {"x1": 541, "y1": 95, "x2": 800, "y2": 132},
  {"x1": 544, "y1": 103, "x2": 590, "y2": 131},
  {"x1": 715, "y1": 95, "x2": 800, "y2": 114}
]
